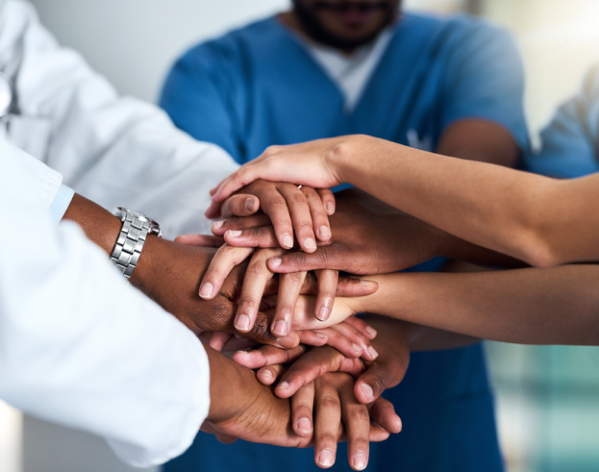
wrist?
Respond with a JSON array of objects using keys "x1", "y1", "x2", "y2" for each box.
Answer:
[
  {"x1": 204, "y1": 344, "x2": 259, "y2": 423},
  {"x1": 62, "y1": 193, "x2": 123, "y2": 255},
  {"x1": 327, "y1": 135, "x2": 368, "y2": 186}
]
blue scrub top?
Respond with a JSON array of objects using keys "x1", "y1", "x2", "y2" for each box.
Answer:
[
  {"x1": 526, "y1": 63, "x2": 599, "y2": 178},
  {"x1": 161, "y1": 12, "x2": 528, "y2": 472}
]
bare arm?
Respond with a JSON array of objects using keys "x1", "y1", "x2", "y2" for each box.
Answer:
[
  {"x1": 210, "y1": 134, "x2": 599, "y2": 268},
  {"x1": 344, "y1": 265, "x2": 599, "y2": 346}
]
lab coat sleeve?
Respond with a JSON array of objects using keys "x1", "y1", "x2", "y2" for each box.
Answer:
[
  {"x1": 0, "y1": 142, "x2": 211, "y2": 468},
  {"x1": 1, "y1": 0, "x2": 239, "y2": 238}
]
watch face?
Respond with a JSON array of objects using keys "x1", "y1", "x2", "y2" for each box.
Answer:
[{"x1": 0, "y1": 73, "x2": 14, "y2": 118}]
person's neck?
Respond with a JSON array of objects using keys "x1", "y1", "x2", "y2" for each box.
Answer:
[{"x1": 278, "y1": 11, "x2": 356, "y2": 55}]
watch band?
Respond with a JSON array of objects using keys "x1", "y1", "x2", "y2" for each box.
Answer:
[{"x1": 111, "y1": 208, "x2": 162, "y2": 279}]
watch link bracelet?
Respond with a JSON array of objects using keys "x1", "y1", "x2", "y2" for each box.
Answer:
[{"x1": 111, "y1": 207, "x2": 162, "y2": 279}]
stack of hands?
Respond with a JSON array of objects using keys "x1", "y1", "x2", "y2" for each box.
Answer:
[{"x1": 147, "y1": 182, "x2": 461, "y2": 470}]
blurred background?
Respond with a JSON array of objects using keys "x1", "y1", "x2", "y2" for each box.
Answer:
[{"x1": 2, "y1": 0, "x2": 599, "y2": 471}]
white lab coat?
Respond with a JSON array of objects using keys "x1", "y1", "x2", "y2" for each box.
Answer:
[
  {"x1": 0, "y1": 141, "x2": 211, "y2": 468},
  {"x1": 0, "y1": 0, "x2": 242, "y2": 467},
  {"x1": 0, "y1": 0, "x2": 238, "y2": 238}
]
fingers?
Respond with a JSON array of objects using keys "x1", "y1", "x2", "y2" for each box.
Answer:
[
  {"x1": 269, "y1": 247, "x2": 339, "y2": 273},
  {"x1": 232, "y1": 344, "x2": 307, "y2": 370},
  {"x1": 303, "y1": 187, "x2": 332, "y2": 242},
  {"x1": 224, "y1": 226, "x2": 279, "y2": 248},
  {"x1": 334, "y1": 277, "x2": 378, "y2": 297},
  {"x1": 317, "y1": 188, "x2": 336, "y2": 215},
  {"x1": 256, "y1": 364, "x2": 285, "y2": 386},
  {"x1": 291, "y1": 382, "x2": 315, "y2": 437},
  {"x1": 338, "y1": 380, "x2": 371, "y2": 471},
  {"x1": 211, "y1": 214, "x2": 272, "y2": 236},
  {"x1": 298, "y1": 273, "x2": 378, "y2": 299},
  {"x1": 275, "y1": 346, "x2": 361, "y2": 399},
  {"x1": 314, "y1": 269, "x2": 338, "y2": 321},
  {"x1": 354, "y1": 355, "x2": 408, "y2": 404},
  {"x1": 343, "y1": 316, "x2": 378, "y2": 340},
  {"x1": 207, "y1": 168, "x2": 258, "y2": 217},
  {"x1": 198, "y1": 244, "x2": 255, "y2": 300},
  {"x1": 369, "y1": 397, "x2": 402, "y2": 435},
  {"x1": 313, "y1": 377, "x2": 341, "y2": 469},
  {"x1": 175, "y1": 234, "x2": 225, "y2": 247},
  {"x1": 208, "y1": 332, "x2": 233, "y2": 351},
  {"x1": 297, "y1": 330, "x2": 329, "y2": 347},
  {"x1": 233, "y1": 249, "x2": 282, "y2": 333},
  {"x1": 318, "y1": 322, "x2": 378, "y2": 360},
  {"x1": 271, "y1": 271, "x2": 307, "y2": 337},
  {"x1": 220, "y1": 194, "x2": 260, "y2": 218},
  {"x1": 277, "y1": 184, "x2": 318, "y2": 253}
]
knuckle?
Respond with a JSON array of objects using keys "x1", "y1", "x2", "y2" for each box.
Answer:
[
  {"x1": 251, "y1": 315, "x2": 271, "y2": 341},
  {"x1": 245, "y1": 262, "x2": 267, "y2": 278},
  {"x1": 318, "y1": 433, "x2": 338, "y2": 445},
  {"x1": 319, "y1": 394, "x2": 341, "y2": 411},
  {"x1": 238, "y1": 296, "x2": 258, "y2": 311},
  {"x1": 265, "y1": 196, "x2": 288, "y2": 211},
  {"x1": 290, "y1": 193, "x2": 308, "y2": 205},
  {"x1": 348, "y1": 406, "x2": 370, "y2": 423},
  {"x1": 264, "y1": 145, "x2": 281, "y2": 155},
  {"x1": 285, "y1": 271, "x2": 305, "y2": 284}
]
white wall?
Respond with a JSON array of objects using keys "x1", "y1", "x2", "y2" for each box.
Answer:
[
  {"x1": 29, "y1": 0, "x2": 460, "y2": 103},
  {"x1": 30, "y1": 0, "x2": 288, "y2": 102}
]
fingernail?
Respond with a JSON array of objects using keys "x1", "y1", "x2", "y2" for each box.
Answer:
[
  {"x1": 318, "y1": 306, "x2": 331, "y2": 321},
  {"x1": 277, "y1": 381, "x2": 290, "y2": 391},
  {"x1": 319, "y1": 225, "x2": 331, "y2": 239},
  {"x1": 199, "y1": 283, "x2": 213, "y2": 299},
  {"x1": 353, "y1": 453, "x2": 367, "y2": 470},
  {"x1": 297, "y1": 418, "x2": 312, "y2": 434},
  {"x1": 318, "y1": 449, "x2": 335, "y2": 467},
  {"x1": 314, "y1": 331, "x2": 328, "y2": 339},
  {"x1": 272, "y1": 320, "x2": 289, "y2": 336},
  {"x1": 360, "y1": 280, "x2": 378, "y2": 289},
  {"x1": 366, "y1": 326, "x2": 377, "y2": 337},
  {"x1": 235, "y1": 314, "x2": 250, "y2": 332},
  {"x1": 304, "y1": 238, "x2": 317, "y2": 250},
  {"x1": 271, "y1": 257, "x2": 282, "y2": 268},
  {"x1": 212, "y1": 220, "x2": 224, "y2": 230},
  {"x1": 368, "y1": 346, "x2": 379, "y2": 359},
  {"x1": 361, "y1": 383, "x2": 374, "y2": 402},
  {"x1": 282, "y1": 234, "x2": 294, "y2": 248},
  {"x1": 235, "y1": 350, "x2": 249, "y2": 356},
  {"x1": 261, "y1": 369, "x2": 273, "y2": 381},
  {"x1": 326, "y1": 202, "x2": 335, "y2": 214},
  {"x1": 227, "y1": 230, "x2": 242, "y2": 238},
  {"x1": 352, "y1": 343, "x2": 363, "y2": 352},
  {"x1": 245, "y1": 197, "x2": 257, "y2": 212}
]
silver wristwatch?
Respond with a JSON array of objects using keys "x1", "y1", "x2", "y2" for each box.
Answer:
[{"x1": 111, "y1": 207, "x2": 162, "y2": 279}]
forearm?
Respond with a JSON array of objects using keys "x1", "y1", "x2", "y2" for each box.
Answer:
[
  {"x1": 332, "y1": 136, "x2": 572, "y2": 266},
  {"x1": 353, "y1": 265, "x2": 599, "y2": 346}
]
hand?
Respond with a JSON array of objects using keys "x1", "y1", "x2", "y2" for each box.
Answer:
[
  {"x1": 234, "y1": 315, "x2": 412, "y2": 404},
  {"x1": 290, "y1": 372, "x2": 401, "y2": 470},
  {"x1": 171, "y1": 239, "x2": 378, "y2": 346},
  {"x1": 215, "y1": 188, "x2": 448, "y2": 274},
  {"x1": 208, "y1": 135, "x2": 378, "y2": 212},
  {"x1": 203, "y1": 347, "x2": 401, "y2": 470},
  {"x1": 221, "y1": 316, "x2": 380, "y2": 364},
  {"x1": 204, "y1": 180, "x2": 336, "y2": 253}
]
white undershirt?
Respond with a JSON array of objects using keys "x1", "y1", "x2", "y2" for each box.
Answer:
[{"x1": 300, "y1": 27, "x2": 395, "y2": 113}]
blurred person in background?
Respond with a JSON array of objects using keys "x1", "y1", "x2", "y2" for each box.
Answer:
[
  {"x1": 0, "y1": 0, "x2": 402, "y2": 468},
  {"x1": 160, "y1": 0, "x2": 529, "y2": 470}
]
